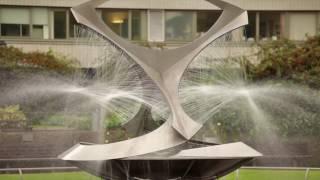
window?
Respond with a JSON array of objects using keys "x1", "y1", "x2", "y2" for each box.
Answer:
[
  {"x1": 0, "y1": 8, "x2": 30, "y2": 37},
  {"x1": 31, "y1": 8, "x2": 49, "y2": 39},
  {"x1": 197, "y1": 11, "x2": 221, "y2": 36},
  {"x1": 102, "y1": 10, "x2": 129, "y2": 39},
  {"x1": 149, "y1": 10, "x2": 164, "y2": 42},
  {"x1": 1, "y1": 24, "x2": 20, "y2": 36},
  {"x1": 21, "y1": 25, "x2": 30, "y2": 36},
  {"x1": 165, "y1": 11, "x2": 196, "y2": 41},
  {"x1": 244, "y1": 11, "x2": 282, "y2": 41},
  {"x1": 101, "y1": 9, "x2": 147, "y2": 41},
  {"x1": 259, "y1": 12, "x2": 281, "y2": 40},
  {"x1": 131, "y1": 10, "x2": 147, "y2": 41},
  {"x1": 54, "y1": 11, "x2": 67, "y2": 39},
  {"x1": 32, "y1": 25, "x2": 44, "y2": 38},
  {"x1": 69, "y1": 12, "x2": 78, "y2": 38},
  {"x1": 244, "y1": 12, "x2": 257, "y2": 41}
]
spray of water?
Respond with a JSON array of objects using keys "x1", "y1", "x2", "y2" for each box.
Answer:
[
  {"x1": 179, "y1": 37, "x2": 320, "y2": 158},
  {"x1": 1, "y1": 25, "x2": 319, "y2": 163},
  {"x1": 0, "y1": 26, "x2": 169, "y2": 141}
]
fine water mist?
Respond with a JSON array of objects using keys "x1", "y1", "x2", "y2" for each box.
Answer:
[
  {"x1": 179, "y1": 38, "x2": 320, "y2": 161},
  {"x1": 1, "y1": 26, "x2": 319, "y2": 169}
]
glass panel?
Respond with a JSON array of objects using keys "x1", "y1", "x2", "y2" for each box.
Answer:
[
  {"x1": 69, "y1": 12, "x2": 78, "y2": 38},
  {"x1": 260, "y1": 12, "x2": 281, "y2": 41},
  {"x1": 21, "y1": 24, "x2": 30, "y2": 36},
  {"x1": 0, "y1": 8, "x2": 30, "y2": 24},
  {"x1": 32, "y1": 25, "x2": 44, "y2": 38},
  {"x1": 131, "y1": 10, "x2": 147, "y2": 41},
  {"x1": 244, "y1": 12, "x2": 257, "y2": 41},
  {"x1": 102, "y1": 10, "x2": 129, "y2": 39},
  {"x1": 1, "y1": 24, "x2": 21, "y2": 36},
  {"x1": 197, "y1": 11, "x2": 221, "y2": 36},
  {"x1": 54, "y1": 11, "x2": 67, "y2": 39},
  {"x1": 165, "y1": 11, "x2": 196, "y2": 41},
  {"x1": 149, "y1": 10, "x2": 164, "y2": 42}
]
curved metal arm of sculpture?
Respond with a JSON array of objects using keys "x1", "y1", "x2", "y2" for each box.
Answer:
[{"x1": 59, "y1": 0, "x2": 248, "y2": 161}]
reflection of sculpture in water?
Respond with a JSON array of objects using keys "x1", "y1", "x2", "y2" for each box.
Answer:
[{"x1": 58, "y1": 0, "x2": 262, "y2": 179}]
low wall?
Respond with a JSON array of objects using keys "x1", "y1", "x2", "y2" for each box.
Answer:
[{"x1": 0, "y1": 130, "x2": 100, "y2": 159}]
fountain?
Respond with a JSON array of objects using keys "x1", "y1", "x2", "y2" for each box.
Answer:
[
  {"x1": 57, "y1": 0, "x2": 262, "y2": 179},
  {"x1": 0, "y1": 0, "x2": 319, "y2": 178}
]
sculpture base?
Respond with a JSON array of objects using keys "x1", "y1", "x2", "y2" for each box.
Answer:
[{"x1": 66, "y1": 142, "x2": 261, "y2": 179}]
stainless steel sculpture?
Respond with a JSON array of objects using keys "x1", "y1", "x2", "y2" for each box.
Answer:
[{"x1": 59, "y1": 0, "x2": 262, "y2": 179}]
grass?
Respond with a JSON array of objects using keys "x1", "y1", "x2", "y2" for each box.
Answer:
[
  {"x1": 0, "y1": 169, "x2": 320, "y2": 180},
  {"x1": 0, "y1": 172, "x2": 101, "y2": 180},
  {"x1": 223, "y1": 169, "x2": 320, "y2": 180}
]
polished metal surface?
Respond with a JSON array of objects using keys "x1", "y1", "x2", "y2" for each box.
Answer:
[
  {"x1": 70, "y1": 142, "x2": 261, "y2": 179},
  {"x1": 125, "y1": 142, "x2": 262, "y2": 160},
  {"x1": 59, "y1": 0, "x2": 259, "y2": 164}
]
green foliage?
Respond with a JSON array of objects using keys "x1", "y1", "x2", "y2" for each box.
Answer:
[
  {"x1": 105, "y1": 113, "x2": 122, "y2": 129},
  {"x1": 246, "y1": 34, "x2": 320, "y2": 89},
  {"x1": 234, "y1": 34, "x2": 320, "y2": 138},
  {"x1": 104, "y1": 113, "x2": 129, "y2": 143},
  {"x1": 40, "y1": 114, "x2": 92, "y2": 130},
  {"x1": 0, "y1": 46, "x2": 24, "y2": 66},
  {"x1": 0, "y1": 46, "x2": 78, "y2": 73},
  {"x1": 0, "y1": 105, "x2": 27, "y2": 121},
  {"x1": 201, "y1": 35, "x2": 320, "y2": 140},
  {"x1": 0, "y1": 172, "x2": 102, "y2": 180}
]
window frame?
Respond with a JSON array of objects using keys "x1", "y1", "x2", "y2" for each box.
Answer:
[
  {"x1": 100, "y1": 9, "x2": 148, "y2": 42},
  {"x1": 52, "y1": 9, "x2": 68, "y2": 40},
  {"x1": 0, "y1": 7, "x2": 32, "y2": 39},
  {"x1": 164, "y1": 10, "x2": 197, "y2": 43}
]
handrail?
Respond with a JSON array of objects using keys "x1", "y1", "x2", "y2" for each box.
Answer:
[{"x1": 0, "y1": 167, "x2": 79, "y2": 172}]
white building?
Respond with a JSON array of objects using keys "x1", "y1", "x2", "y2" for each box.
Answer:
[{"x1": 0, "y1": 0, "x2": 319, "y2": 65}]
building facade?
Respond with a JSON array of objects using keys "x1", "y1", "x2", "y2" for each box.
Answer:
[{"x1": 0, "y1": 0, "x2": 319, "y2": 66}]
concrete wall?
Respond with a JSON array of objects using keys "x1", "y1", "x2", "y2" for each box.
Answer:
[
  {"x1": 0, "y1": 130, "x2": 99, "y2": 159},
  {"x1": 6, "y1": 40, "x2": 104, "y2": 68},
  {"x1": 5, "y1": 40, "x2": 257, "y2": 68},
  {"x1": 0, "y1": 0, "x2": 320, "y2": 11}
]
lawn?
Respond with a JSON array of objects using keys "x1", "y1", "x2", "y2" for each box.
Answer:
[
  {"x1": 0, "y1": 169, "x2": 320, "y2": 180},
  {"x1": 223, "y1": 169, "x2": 320, "y2": 180},
  {"x1": 0, "y1": 172, "x2": 101, "y2": 180}
]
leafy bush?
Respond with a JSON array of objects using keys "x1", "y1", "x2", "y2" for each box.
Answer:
[
  {"x1": 105, "y1": 113, "x2": 122, "y2": 129},
  {"x1": 40, "y1": 114, "x2": 92, "y2": 130},
  {"x1": 0, "y1": 46, "x2": 24, "y2": 67},
  {"x1": 246, "y1": 34, "x2": 320, "y2": 89},
  {"x1": 0, "y1": 46, "x2": 78, "y2": 73},
  {"x1": 224, "y1": 34, "x2": 320, "y2": 138},
  {"x1": 0, "y1": 105, "x2": 27, "y2": 121}
]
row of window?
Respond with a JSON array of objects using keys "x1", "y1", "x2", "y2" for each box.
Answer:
[
  {"x1": 0, "y1": 7, "x2": 221, "y2": 42},
  {"x1": 246, "y1": 12, "x2": 282, "y2": 41},
  {"x1": 102, "y1": 10, "x2": 221, "y2": 42},
  {"x1": 0, "y1": 8, "x2": 49, "y2": 38},
  {"x1": 0, "y1": 8, "x2": 77, "y2": 39},
  {"x1": 0, "y1": 7, "x2": 315, "y2": 42}
]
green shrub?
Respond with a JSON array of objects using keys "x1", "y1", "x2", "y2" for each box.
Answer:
[
  {"x1": 105, "y1": 113, "x2": 122, "y2": 129},
  {"x1": 0, "y1": 46, "x2": 24, "y2": 66},
  {"x1": 0, "y1": 105, "x2": 27, "y2": 121},
  {"x1": 40, "y1": 114, "x2": 92, "y2": 130},
  {"x1": 0, "y1": 46, "x2": 78, "y2": 73},
  {"x1": 246, "y1": 34, "x2": 320, "y2": 89}
]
